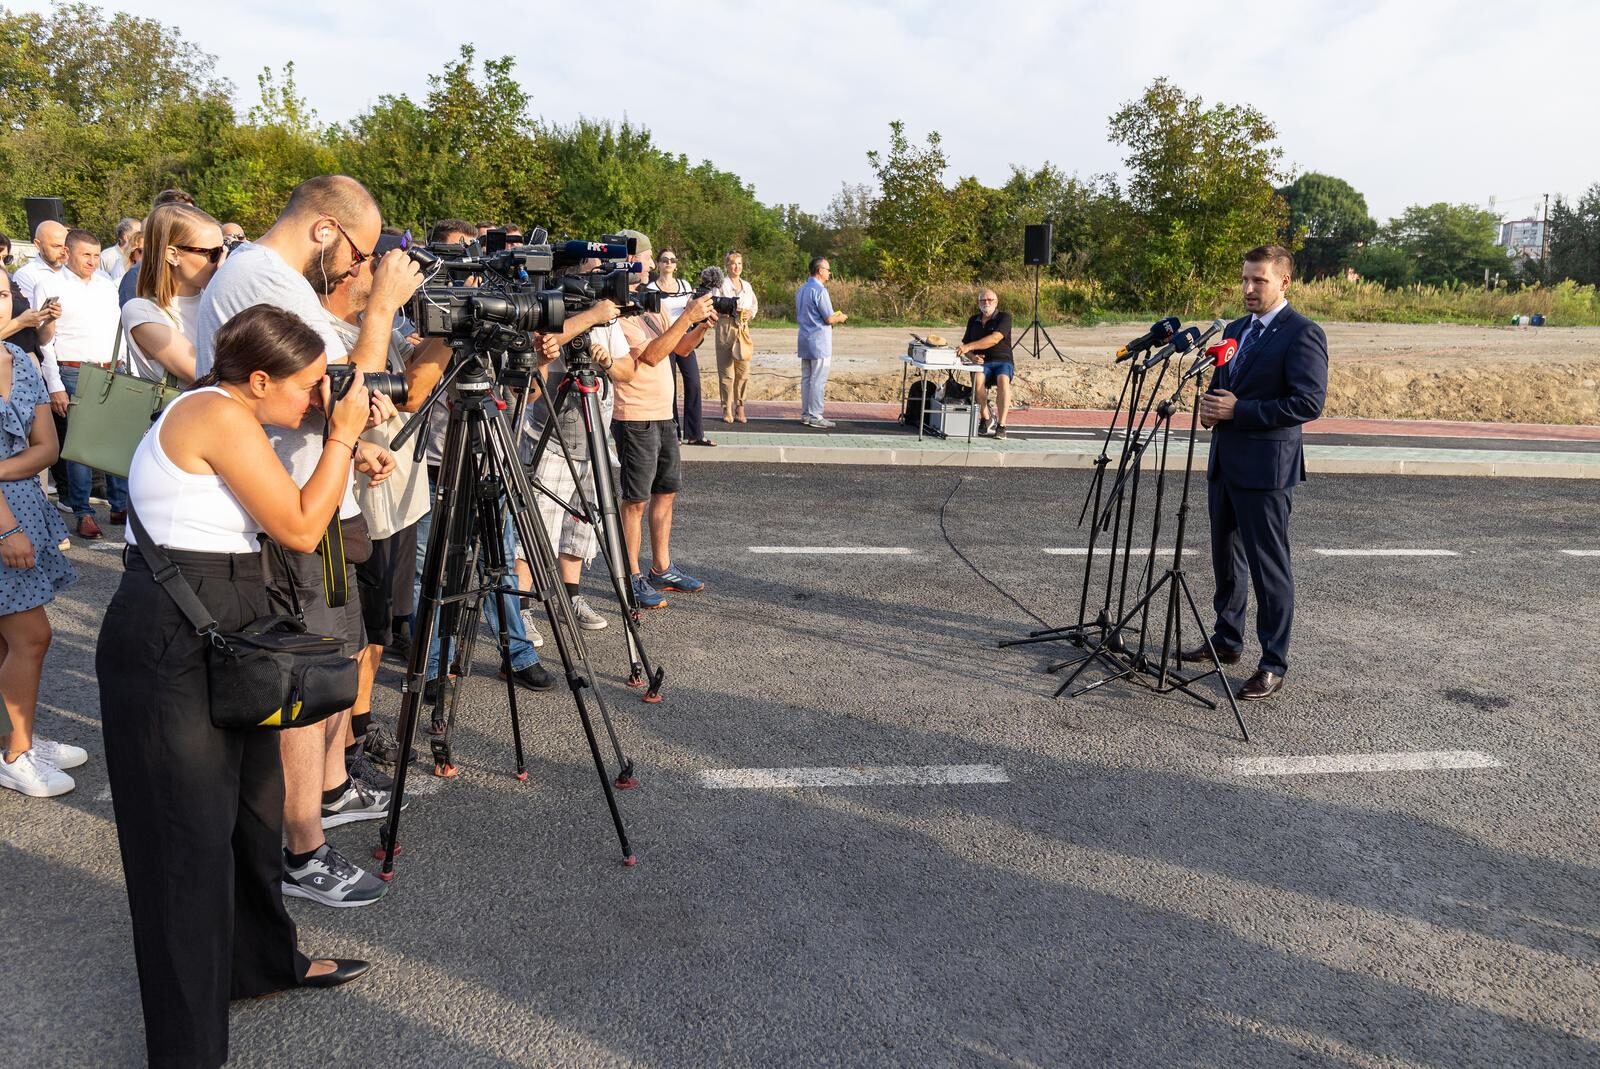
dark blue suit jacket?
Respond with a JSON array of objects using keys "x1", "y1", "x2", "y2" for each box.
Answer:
[{"x1": 1205, "y1": 304, "x2": 1328, "y2": 490}]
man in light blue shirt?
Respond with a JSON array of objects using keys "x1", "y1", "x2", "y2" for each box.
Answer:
[{"x1": 794, "y1": 256, "x2": 847, "y2": 427}]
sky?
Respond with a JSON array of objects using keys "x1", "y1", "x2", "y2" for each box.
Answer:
[{"x1": 16, "y1": 0, "x2": 1600, "y2": 226}]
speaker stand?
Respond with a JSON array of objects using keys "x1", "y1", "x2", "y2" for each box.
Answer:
[{"x1": 1016, "y1": 262, "x2": 1065, "y2": 362}]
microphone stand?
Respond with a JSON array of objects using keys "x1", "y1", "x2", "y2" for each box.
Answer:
[{"x1": 999, "y1": 343, "x2": 1148, "y2": 650}]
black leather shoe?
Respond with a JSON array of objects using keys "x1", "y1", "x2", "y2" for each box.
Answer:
[
  {"x1": 499, "y1": 664, "x2": 554, "y2": 691},
  {"x1": 1178, "y1": 641, "x2": 1240, "y2": 665},
  {"x1": 1238, "y1": 670, "x2": 1285, "y2": 701},
  {"x1": 301, "y1": 958, "x2": 371, "y2": 988}
]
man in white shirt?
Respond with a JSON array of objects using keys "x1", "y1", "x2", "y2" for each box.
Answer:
[
  {"x1": 98, "y1": 218, "x2": 141, "y2": 282},
  {"x1": 194, "y1": 174, "x2": 423, "y2": 909},
  {"x1": 12, "y1": 220, "x2": 67, "y2": 305},
  {"x1": 32, "y1": 229, "x2": 124, "y2": 537}
]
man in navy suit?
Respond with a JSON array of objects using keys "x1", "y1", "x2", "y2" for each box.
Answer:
[{"x1": 1181, "y1": 244, "x2": 1327, "y2": 701}]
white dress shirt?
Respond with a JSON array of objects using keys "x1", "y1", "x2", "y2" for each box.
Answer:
[{"x1": 33, "y1": 267, "x2": 122, "y2": 369}]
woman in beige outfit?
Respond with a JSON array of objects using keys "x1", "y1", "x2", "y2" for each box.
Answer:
[{"x1": 715, "y1": 251, "x2": 758, "y2": 422}]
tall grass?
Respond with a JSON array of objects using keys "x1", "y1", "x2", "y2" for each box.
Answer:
[{"x1": 748, "y1": 276, "x2": 1600, "y2": 327}]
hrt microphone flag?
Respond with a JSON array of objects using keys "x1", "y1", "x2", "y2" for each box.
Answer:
[{"x1": 1115, "y1": 316, "x2": 1181, "y2": 361}]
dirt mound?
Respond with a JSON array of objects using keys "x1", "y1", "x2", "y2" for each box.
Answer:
[{"x1": 733, "y1": 323, "x2": 1600, "y2": 424}]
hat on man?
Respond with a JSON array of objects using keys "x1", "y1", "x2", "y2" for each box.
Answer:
[{"x1": 615, "y1": 229, "x2": 651, "y2": 256}]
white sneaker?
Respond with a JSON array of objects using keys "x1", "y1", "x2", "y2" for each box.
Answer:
[
  {"x1": 815, "y1": 417, "x2": 837, "y2": 429},
  {"x1": 571, "y1": 595, "x2": 608, "y2": 631},
  {"x1": 520, "y1": 608, "x2": 545, "y2": 647},
  {"x1": 800, "y1": 417, "x2": 821, "y2": 428},
  {"x1": 31, "y1": 737, "x2": 88, "y2": 770},
  {"x1": 0, "y1": 750, "x2": 75, "y2": 797}
]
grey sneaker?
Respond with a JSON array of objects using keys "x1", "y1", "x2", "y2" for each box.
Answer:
[
  {"x1": 282, "y1": 843, "x2": 387, "y2": 908},
  {"x1": 519, "y1": 607, "x2": 546, "y2": 647},
  {"x1": 347, "y1": 751, "x2": 393, "y2": 792},
  {"x1": 571, "y1": 595, "x2": 608, "y2": 631},
  {"x1": 320, "y1": 779, "x2": 403, "y2": 829}
]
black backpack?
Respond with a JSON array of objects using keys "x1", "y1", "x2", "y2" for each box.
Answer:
[{"x1": 904, "y1": 379, "x2": 937, "y2": 426}]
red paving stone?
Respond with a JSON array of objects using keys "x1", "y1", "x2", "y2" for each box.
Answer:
[{"x1": 720, "y1": 400, "x2": 1600, "y2": 442}]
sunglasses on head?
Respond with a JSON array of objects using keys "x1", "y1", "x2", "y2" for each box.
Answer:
[{"x1": 175, "y1": 244, "x2": 226, "y2": 264}]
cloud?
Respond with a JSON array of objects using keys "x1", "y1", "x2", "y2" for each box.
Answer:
[{"x1": 14, "y1": 0, "x2": 1598, "y2": 223}]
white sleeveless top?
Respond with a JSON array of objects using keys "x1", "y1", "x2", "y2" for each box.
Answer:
[{"x1": 126, "y1": 387, "x2": 264, "y2": 553}]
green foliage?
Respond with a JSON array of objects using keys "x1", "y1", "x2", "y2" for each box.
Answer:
[
  {"x1": 1548, "y1": 184, "x2": 1600, "y2": 287},
  {"x1": 1104, "y1": 78, "x2": 1287, "y2": 312},
  {"x1": 865, "y1": 122, "x2": 982, "y2": 304},
  {"x1": 1277, "y1": 172, "x2": 1376, "y2": 278},
  {"x1": 1370, "y1": 202, "x2": 1505, "y2": 287}
]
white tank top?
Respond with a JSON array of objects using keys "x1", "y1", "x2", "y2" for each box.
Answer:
[{"x1": 126, "y1": 387, "x2": 265, "y2": 553}]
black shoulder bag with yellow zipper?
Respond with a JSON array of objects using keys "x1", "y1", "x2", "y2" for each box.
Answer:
[{"x1": 127, "y1": 510, "x2": 359, "y2": 732}]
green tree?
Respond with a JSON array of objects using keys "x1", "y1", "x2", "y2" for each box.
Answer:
[
  {"x1": 1548, "y1": 184, "x2": 1600, "y2": 286},
  {"x1": 1351, "y1": 244, "x2": 1416, "y2": 287},
  {"x1": 817, "y1": 182, "x2": 877, "y2": 278},
  {"x1": 1277, "y1": 172, "x2": 1376, "y2": 278},
  {"x1": 864, "y1": 121, "x2": 981, "y2": 302},
  {"x1": 972, "y1": 164, "x2": 1123, "y2": 281},
  {"x1": 1105, "y1": 78, "x2": 1287, "y2": 311},
  {"x1": 1376, "y1": 202, "x2": 1505, "y2": 286}
]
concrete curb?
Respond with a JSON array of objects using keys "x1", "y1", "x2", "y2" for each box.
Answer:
[{"x1": 683, "y1": 440, "x2": 1600, "y2": 478}]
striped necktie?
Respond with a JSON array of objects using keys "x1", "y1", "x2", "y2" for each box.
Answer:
[{"x1": 1232, "y1": 318, "x2": 1266, "y2": 377}]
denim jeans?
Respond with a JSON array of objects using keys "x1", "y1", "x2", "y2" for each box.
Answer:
[
  {"x1": 58, "y1": 364, "x2": 129, "y2": 516},
  {"x1": 412, "y1": 471, "x2": 539, "y2": 679},
  {"x1": 799, "y1": 355, "x2": 832, "y2": 420}
]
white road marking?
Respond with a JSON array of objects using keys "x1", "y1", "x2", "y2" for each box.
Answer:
[
  {"x1": 1560, "y1": 549, "x2": 1600, "y2": 556},
  {"x1": 700, "y1": 764, "x2": 1010, "y2": 789},
  {"x1": 1312, "y1": 548, "x2": 1459, "y2": 557},
  {"x1": 748, "y1": 546, "x2": 914, "y2": 555},
  {"x1": 1043, "y1": 547, "x2": 1195, "y2": 556},
  {"x1": 1227, "y1": 750, "x2": 1502, "y2": 777},
  {"x1": 95, "y1": 787, "x2": 113, "y2": 802}
]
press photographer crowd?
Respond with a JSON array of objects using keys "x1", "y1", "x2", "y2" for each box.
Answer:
[{"x1": 0, "y1": 172, "x2": 1326, "y2": 1068}]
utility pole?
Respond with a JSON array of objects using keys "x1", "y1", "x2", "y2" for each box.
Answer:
[{"x1": 1539, "y1": 192, "x2": 1550, "y2": 276}]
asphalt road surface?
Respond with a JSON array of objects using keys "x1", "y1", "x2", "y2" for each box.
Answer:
[{"x1": 4, "y1": 467, "x2": 1598, "y2": 1067}]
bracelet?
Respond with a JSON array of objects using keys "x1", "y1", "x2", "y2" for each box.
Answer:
[
  {"x1": 327, "y1": 437, "x2": 357, "y2": 454},
  {"x1": 0, "y1": 524, "x2": 21, "y2": 542}
]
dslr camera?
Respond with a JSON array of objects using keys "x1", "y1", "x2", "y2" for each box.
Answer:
[{"x1": 327, "y1": 364, "x2": 407, "y2": 406}]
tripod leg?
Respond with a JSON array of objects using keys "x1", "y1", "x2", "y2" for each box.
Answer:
[
  {"x1": 1175, "y1": 572, "x2": 1249, "y2": 742},
  {"x1": 477, "y1": 490, "x2": 529, "y2": 782}
]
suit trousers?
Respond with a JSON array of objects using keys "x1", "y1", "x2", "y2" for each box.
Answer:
[
  {"x1": 1207, "y1": 478, "x2": 1295, "y2": 675},
  {"x1": 716, "y1": 348, "x2": 749, "y2": 415},
  {"x1": 673, "y1": 352, "x2": 705, "y2": 441},
  {"x1": 97, "y1": 548, "x2": 307, "y2": 1069}
]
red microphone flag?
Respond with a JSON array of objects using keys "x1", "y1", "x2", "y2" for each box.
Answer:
[{"x1": 1206, "y1": 338, "x2": 1238, "y2": 366}]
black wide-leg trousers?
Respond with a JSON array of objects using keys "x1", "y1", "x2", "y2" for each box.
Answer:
[{"x1": 97, "y1": 548, "x2": 307, "y2": 1069}]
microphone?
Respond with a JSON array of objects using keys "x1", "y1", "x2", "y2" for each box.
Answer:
[
  {"x1": 1141, "y1": 326, "x2": 1200, "y2": 371},
  {"x1": 1191, "y1": 317, "x2": 1226, "y2": 349},
  {"x1": 1114, "y1": 316, "x2": 1180, "y2": 362},
  {"x1": 693, "y1": 265, "x2": 725, "y2": 297},
  {"x1": 1178, "y1": 337, "x2": 1236, "y2": 385}
]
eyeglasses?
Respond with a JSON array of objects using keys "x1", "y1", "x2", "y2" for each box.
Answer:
[
  {"x1": 175, "y1": 244, "x2": 226, "y2": 264},
  {"x1": 659, "y1": 257, "x2": 677, "y2": 264},
  {"x1": 328, "y1": 218, "x2": 372, "y2": 268}
]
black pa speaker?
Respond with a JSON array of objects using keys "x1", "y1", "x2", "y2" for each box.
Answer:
[
  {"x1": 1023, "y1": 222, "x2": 1053, "y2": 266},
  {"x1": 23, "y1": 196, "x2": 65, "y2": 236}
]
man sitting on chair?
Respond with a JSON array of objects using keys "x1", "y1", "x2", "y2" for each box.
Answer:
[{"x1": 955, "y1": 289, "x2": 1014, "y2": 439}]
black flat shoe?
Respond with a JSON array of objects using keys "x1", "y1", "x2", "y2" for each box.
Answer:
[{"x1": 301, "y1": 958, "x2": 371, "y2": 988}]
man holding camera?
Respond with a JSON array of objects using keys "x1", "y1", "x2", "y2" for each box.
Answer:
[
  {"x1": 196, "y1": 175, "x2": 417, "y2": 907},
  {"x1": 608, "y1": 230, "x2": 717, "y2": 609}
]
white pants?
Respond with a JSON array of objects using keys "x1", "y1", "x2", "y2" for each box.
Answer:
[{"x1": 799, "y1": 356, "x2": 831, "y2": 420}]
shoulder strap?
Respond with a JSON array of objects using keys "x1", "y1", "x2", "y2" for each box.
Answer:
[{"x1": 126, "y1": 508, "x2": 221, "y2": 638}]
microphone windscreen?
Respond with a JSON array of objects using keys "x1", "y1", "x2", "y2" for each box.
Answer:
[
  {"x1": 697, "y1": 265, "x2": 725, "y2": 291},
  {"x1": 1156, "y1": 315, "x2": 1181, "y2": 339},
  {"x1": 1207, "y1": 338, "x2": 1238, "y2": 366},
  {"x1": 1171, "y1": 327, "x2": 1201, "y2": 353}
]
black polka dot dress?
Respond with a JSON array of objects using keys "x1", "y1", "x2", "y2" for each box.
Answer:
[{"x1": 0, "y1": 343, "x2": 75, "y2": 610}]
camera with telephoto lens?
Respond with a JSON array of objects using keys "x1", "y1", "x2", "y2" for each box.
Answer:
[
  {"x1": 327, "y1": 364, "x2": 408, "y2": 406},
  {"x1": 710, "y1": 295, "x2": 739, "y2": 317}
]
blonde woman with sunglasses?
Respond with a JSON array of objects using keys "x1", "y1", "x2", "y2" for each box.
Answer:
[{"x1": 120, "y1": 204, "x2": 228, "y2": 385}]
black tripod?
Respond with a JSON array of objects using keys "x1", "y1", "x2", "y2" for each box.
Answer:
[
  {"x1": 1014, "y1": 261, "x2": 1065, "y2": 362},
  {"x1": 1049, "y1": 355, "x2": 1248, "y2": 739},
  {"x1": 518, "y1": 332, "x2": 665, "y2": 701},
  {"x1": 378, "y1": 342, "x2": 640, "y2": 878}
]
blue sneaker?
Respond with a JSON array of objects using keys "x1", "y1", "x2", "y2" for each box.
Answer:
[
  {"x1": 649, "y1": 563, "x2": 704, "y2": 593},
  {"x1": 630, "y1": 572, "x2": 669, "y2": 610}
]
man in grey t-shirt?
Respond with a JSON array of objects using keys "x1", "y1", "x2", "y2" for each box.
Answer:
[{"x1": 192, "y1": 175, "x2": 422, "y2": 909}]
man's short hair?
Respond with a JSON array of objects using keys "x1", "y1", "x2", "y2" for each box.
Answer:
[
  {"x1": 430, "y1": 218, "x2": 475, "y2": 244},
  {"x1": 152, "y1": 188, "x2": 196, "y2": 209},
  {"x1": 808, "y1": 256, "x2": 828, "y2": 276},
  {"x1": 65, "y1": 228, "x2": 100, "y2": 251},
  {"x1": 115, "y1": 217, "x2": 141, "y2": 242},
  {"x1": 1244, "y1": 244, "x2": 1294, "y2": 279},
  {"x1": 282, "y1": 175, "x2": 377, "y2": 226}
]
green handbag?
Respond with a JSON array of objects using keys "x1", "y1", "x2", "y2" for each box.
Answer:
[{"x1": 59, "y1": 331, "x2": 183, "y2": 478}]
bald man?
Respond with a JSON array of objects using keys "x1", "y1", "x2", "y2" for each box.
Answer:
[
  {"x1": 12, "y1": 220, "x2": 67, "y2": 305},
  {"x1": 956, "y1": 289, "x2": 1014, "y2": 439}
]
